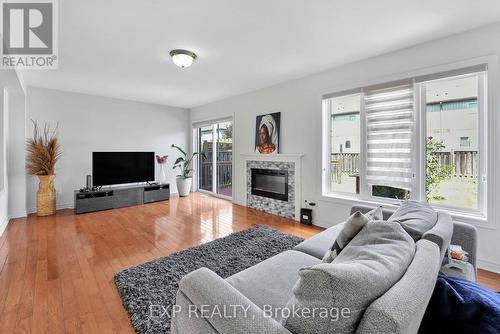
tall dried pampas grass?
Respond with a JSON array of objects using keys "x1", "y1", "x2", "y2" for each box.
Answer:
[{"x1": 26, "y1": 120, "x2": 62, "y2": 175}]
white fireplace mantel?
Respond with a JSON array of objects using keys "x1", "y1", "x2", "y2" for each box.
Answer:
[
  {"x1": 240, "y1": 153, "x2": 304, "y2": 161},
  {"x1": 242, "y1": 153, "x2": 304, "y2": 221}
]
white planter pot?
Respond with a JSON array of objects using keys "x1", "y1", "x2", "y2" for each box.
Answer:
[{"x1": 176, "y1": 177, "x2": 192, "y2": 197}]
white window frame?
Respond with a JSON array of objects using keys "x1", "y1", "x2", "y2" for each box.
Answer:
[
  {"x1": 322, "y1": 90, "x2": 367, "y2": 199},
  {"x1": 418, "y1": 71, "x2": 488, "y2": 219},
  {"x1": 322, "y1": 63, "x2": 491, "y2": 224}
]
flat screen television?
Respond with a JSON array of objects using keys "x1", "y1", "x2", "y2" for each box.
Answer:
[{"x1": 92, "y1": 152, "x2": 155, "y2": 186}]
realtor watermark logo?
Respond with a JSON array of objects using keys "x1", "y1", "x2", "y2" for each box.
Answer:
[{"x1": 1, "y1": 0, "x2": 58, "y2": 69}]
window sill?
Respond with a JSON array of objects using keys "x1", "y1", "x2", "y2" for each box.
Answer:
[
  {"x1": 320, "y1": 193, "x2": 495, "y2": 230},
  {"x1": 442, "y1": 210, "x2": 493, "y2": 230},
  {"x1": 320, "y1": 193, "x2": 400, "y2": 210}
]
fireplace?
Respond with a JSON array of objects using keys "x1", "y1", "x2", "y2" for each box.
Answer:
[
  {"x1": 251, "y1": 168, "x2": 288, "y2": 201},
  {"x1": 245, "y1": 155, "x2": 302, "y2": 220}
]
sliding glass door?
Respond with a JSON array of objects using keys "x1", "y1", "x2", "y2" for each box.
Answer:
[
  {"x1": 196, "y1": 119, "x2": 233, "y2": 199},
  {"x1": 216, "y1": 121, "x2": 233, "y2": 197},
  {"x1": 198, "y1": 125, "x2": 214, "y2": 192}
]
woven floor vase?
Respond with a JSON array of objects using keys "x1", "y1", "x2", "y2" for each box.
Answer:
[{"x1": 37, "y1": 175, "x2": 56, "y2": 216}]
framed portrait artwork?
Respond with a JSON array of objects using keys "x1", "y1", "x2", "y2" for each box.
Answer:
[{"x1": 255, "y1": 112, "x2": 280, "y2": 154}]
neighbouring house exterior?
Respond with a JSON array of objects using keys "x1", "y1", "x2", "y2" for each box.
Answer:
[
  {"x1": 426, "y1": 100, "x2": 478, "y2": 152},
  {"x1": 330, "y1": 99, "x2": 479, "y2": 178}
]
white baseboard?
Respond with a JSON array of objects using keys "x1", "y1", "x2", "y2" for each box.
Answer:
[
  {"x1": 9, "y1": 210, "x2": 27, "y2": 219},
  {"x1": 477, "y1": 259, "x2": 500, "y2": 274},
  {"x1": 0, "y1": 215, "x2": 9, "y2": 238}
]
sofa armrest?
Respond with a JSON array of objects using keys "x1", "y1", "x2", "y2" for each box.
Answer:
[
  {"x1": 451, "y1": 221, "x2": 477, "y2": 271},
  {"x1": 172, "y1": 268, "x2": 292, "y2": 334}
]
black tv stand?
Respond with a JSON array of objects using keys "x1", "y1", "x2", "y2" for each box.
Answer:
[{"x1": 74, "y1": 183, "x2": 169, "y2": 214}]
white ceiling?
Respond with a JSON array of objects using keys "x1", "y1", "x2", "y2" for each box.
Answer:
[{"x1": 20, "y1": 0, "x2": 500, "y2": 108}]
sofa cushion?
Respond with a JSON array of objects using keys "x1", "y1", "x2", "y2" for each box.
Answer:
[
  {"x1": 388, "y1": 200, "x2": 438, "y2": 241},
  {"x1": 350, "y1": 205, "x2": 395, "y2": 220},
  {"x1": 294, "y1": 223, "x2": 345, "y2": 259},
  {"x1": 322, "y1": 207, "x2": 382, "y2": 263},
  {"x1": 356, "y1": 239, "x2": 441, "y2": 334},
  {"x1": 422, "y1": 211, "x2": 453, "y2": 263},
  {"x1": 283, "y1": 221, "x2": 416, "y2": 334},
  {"x1": 175, "y1": 268, "x2": 293, "y2": 334},
  {"x1": 226, "y1": 250, "x2": 321, "y2": 323}
]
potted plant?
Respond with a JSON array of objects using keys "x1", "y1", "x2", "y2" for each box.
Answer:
[
  {"x1": 26, "y1": 120, "x2": 62, "y2": 216},
  {"x1": 171, "y1": 144, "x2": 201, "y2": 197}
]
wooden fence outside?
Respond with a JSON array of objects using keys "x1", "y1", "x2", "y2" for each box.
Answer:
[{"x1": 330, "y1": 150, "x2": 478, "y2": 181}]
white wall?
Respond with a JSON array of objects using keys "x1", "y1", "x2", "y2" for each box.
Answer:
[
  {"x1": 0, "y1": 88, "x2": 8, "y2": 236},
  {"x1": 8, "y1": 88, "x2": 27, "y2": 219},
  {"x1": 0, "y1": 67, "x2": 26, "y2": 235},
  {"x1": 26, "y1": 87, "x2": 189, "y2": 212},
  {"x1": 190, "y1": 22, "x2": 500, "y2": 273}
]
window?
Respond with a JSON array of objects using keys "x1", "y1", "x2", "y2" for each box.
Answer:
[
  {"x1": 322, "y1": 66, "x2": 487, "y2": 217},
  {"x1": 423, "y1": 73, "x2": 484, "y2": 212},
  {"x1": 460, "y1": 136, "x2": 471, "y2": 148},
  {"x1": 326, "y1": 93, "x2": 361, "y2": 194},
  {"x1": 364, "y1": 82, "x2": 414, "y2": 200}
]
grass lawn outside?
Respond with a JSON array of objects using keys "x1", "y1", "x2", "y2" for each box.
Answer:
[{"x1": 428, "y1": 177, "x2": 478, "y2": 210}]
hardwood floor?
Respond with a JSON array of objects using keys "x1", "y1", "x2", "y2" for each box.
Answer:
[
  {"x1": 0, "y1": 193, "x2": 322, "y2": 333},
  {"x1": 0, "y1": 192, "x2": 498, "y2": 333},
  {"x1": 478, "y1": 269, "x2": 500, "y2": 291}
]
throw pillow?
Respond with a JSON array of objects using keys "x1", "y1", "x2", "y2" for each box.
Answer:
[
  {"x1": 283, "y1": 220, "x2": 416, "y2": 334},
  {"x1": 322, "y1": 206, "x2": 383, "y2": 263},
  {"x1": 388, "y1": 200, "x2": 438, "y2": 241}
]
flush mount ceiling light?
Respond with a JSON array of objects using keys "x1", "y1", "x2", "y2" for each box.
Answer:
[{"x1": 169, "y1": 49, "x2": 197, "y2": 68}]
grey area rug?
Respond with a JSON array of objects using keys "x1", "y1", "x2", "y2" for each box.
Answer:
[{"x1": 114, "y1": 225, "x2": 304, "y2": 334}]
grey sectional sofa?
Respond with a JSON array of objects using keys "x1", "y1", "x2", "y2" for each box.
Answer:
[{"x1": 171, "y1": 204, "x2": 477, "y2": 334}]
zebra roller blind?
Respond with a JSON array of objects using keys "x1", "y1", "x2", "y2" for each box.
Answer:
[{"x1": 364, "y1": 82, "x2": 414, "y2": 191}]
